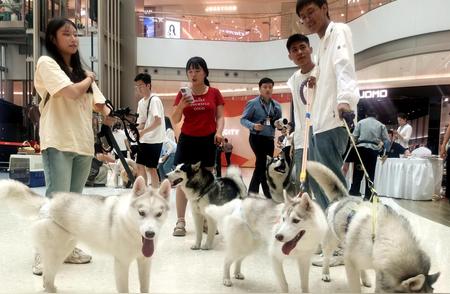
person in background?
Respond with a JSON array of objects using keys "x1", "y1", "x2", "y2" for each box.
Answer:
[
  {"x1": 223, "y1": 138, "x2": 233, "y2": 167},
  {"x1": 285, "y1": 33, "x2": 315, "y2": 191},
  {"x1": 282, "y1": 123, "x2": 294, "y2": 166},
  {"x1": 112, "y1": 122, "x2": 130, "y2": 159},
  {"x1": 348, "y1": 110, "x2": 388, "y2": 200},
  {"x1": 296, "y1": 0, "x2": 359, "y2": 210},
  {"x1": 171, "y1": 56, "x2": 224, "y2": 237},
  {"x1": 134, "y1": 73, "x2": 166, "y2": 188},
  {"x1": 158, "y1": 128, "x2": 177, "y2": 179},
  {"x1": 215, "y1": 141, "x2": 223, "y2": 177},
  {"x1": 440, "y1": 123, "x2": 450, "y2": 200},
  {"x1": 394, "y1": 112, "x2": 412, "y2": 149},
  {"x1": 33, "y1": 17, "x2": 112, "y2": 275},
  {"x1": 241, "y1": 77, "x2": 282, "y2": 198},
  {"x1": 86, "y1": 143, "x2": 116, "y2": 187},
  {"x1": 385, "y1": 129, "x2": 408, "y2": 158}
]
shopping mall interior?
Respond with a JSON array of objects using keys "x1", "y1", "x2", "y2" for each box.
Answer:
[{"x1": 0, "y1": 0, "x2": 449, "y2": 292}]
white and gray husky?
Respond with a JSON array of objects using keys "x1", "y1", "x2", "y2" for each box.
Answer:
[
  {"x1": 0, "y1": 177, "x2": 171, "y2": 293},
  {"x1": 206, "y1": 192, "x2": 327, "y2": 292},
  {"x1": 306, "y1": 161, "x2": 440, "y2": 293},
  {"x1": 167, "y1": 162, "x2": 247, "y2": 250},
  {"x1": 266, "y1": 155, "x2": 297, "y2": 203}
]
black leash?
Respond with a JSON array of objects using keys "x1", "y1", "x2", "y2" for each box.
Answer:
[{"x1": 97, "y1": 100, "x2": 140, "y2": 185}]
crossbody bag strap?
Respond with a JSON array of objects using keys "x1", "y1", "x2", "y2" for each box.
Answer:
[{"x1": 146, "y1": 95, "x2": 155, "y2": 119}]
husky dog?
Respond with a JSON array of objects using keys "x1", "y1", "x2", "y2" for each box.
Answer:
[
  {"x1": 266, "y1": 155, "x2": 297, "y2": 203},
  {"x1": 306, "y1": 161, "x2": 440, "y2": 293},
  {"x1": 167, "y1": 162, "x2": 247, "y2": 250},
  {"x1": 206, "y1": 192, "x2": 327, "y2": 293},
  {"x1": 0, "y1": 177, "x2": 170, "y2": 293}
]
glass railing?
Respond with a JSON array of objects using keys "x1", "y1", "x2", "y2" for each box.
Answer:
[{"x1": 135, "y1": 0, "x2": 396, "y2": 42}]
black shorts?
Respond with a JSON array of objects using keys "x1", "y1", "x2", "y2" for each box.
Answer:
[
  {"x1": 114, "y1": 150, "x2": 128, "y2": 159},
  {"x1": 136, "y1": 143, "x2": 163, "y2": 168},
  {"x1": 174, "y1": 132, "x2": 216, "y2": 167}
]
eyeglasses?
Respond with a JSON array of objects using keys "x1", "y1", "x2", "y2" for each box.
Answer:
[
  {"x1": 134, "y1": 84, "x2": 146, "y2": 89},
  {"x1": 298, "y1": 7, "x2": 319, "y2": 23}
]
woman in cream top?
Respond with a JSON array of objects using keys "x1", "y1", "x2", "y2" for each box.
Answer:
[{"x1": 34, "y1": 17, "x2": 110, "y2": 197}]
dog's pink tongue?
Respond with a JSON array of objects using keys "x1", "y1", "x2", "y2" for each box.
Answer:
[
  {"x1": 282, "y1": 239, "x2": 297, "y2": 255},
  {"x1": 142, "y1": 237, "x2": 154, "y2": 258}
]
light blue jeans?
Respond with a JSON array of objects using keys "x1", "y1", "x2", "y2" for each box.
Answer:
[{"x1": 42, "y1": 147, "x2": 93, "y2": 197}]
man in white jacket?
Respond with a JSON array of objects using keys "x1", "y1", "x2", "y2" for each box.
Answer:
[{"x1": 296, "y1": 0, "x2": 360, "y2": 209}]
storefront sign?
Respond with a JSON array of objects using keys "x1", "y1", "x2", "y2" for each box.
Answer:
[
  {"x1": 360, "y1": 89, "x2": 388, "y2": 99},
  {"x1": 223, "y1": 129, "x2": 240, "y2": 136}
]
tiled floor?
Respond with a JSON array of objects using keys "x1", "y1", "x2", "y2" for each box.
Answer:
[{"x1": 0, "y1": 170, "x2": 449, "y2": 293}]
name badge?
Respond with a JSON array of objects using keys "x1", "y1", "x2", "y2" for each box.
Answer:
[{"x1": 265, "y1": 117, "x2": 271, "y2": 126}]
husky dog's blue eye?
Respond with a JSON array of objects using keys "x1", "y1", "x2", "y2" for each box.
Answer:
[
  {"x1": 139, "y1": 211, "x2": 146, "y2": 217},
  {"x1": 292, "y1": 219, "x2": 300, "y2": 224},
  {"x1": 155, "y1": 212, "x2": 162, "y2": 218}
]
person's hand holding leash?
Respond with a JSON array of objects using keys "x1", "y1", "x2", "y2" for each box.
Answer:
[{"x1": 339, "y1": 103, "x2": 355, "y2": 130}]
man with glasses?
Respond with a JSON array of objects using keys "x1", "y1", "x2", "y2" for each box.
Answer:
[
  {"x1": 295, "y1": 0, "x2": 359, "y2": 209},
  {"x1": 134, "y1": 73, "x2": 165, "y2": 188}
]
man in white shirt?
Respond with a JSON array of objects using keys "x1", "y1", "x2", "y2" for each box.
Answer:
[
  {"x1": 286, "y1": 33, "x2": 315, "y2": 191},
  {"x1": 394, "y1": 113, "x2": 412, "y2": 149},
  {"x1": 134, "y1": 73, "x2": 166, "y2": 188},
  {"x1": 296, "y1": 0, "x2": 360, "y2": 209}
]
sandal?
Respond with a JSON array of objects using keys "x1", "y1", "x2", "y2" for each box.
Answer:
[{"x1": 173, "y1": 219, "x2": 186, "y2": 237}]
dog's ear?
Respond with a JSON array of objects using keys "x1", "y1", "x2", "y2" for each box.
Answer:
[
  {"x1": 132, "y1": 176, "x2": 147, "y2": 197},
  {"x1": 299, "y1": 192, "x2": 312, "y2": 211},
  {"x1": 283, "y1": 190, "x2": 294, "y2": 205},
  {"x1": 401, "y1": 274, "x2": 426, "y2": 292},
  {"x1": 158, "y1": 179, "x2": 171, "y2": 200},
  {"x1": 266, "y1": 155, "x2": 273, "y2": 165},
  {"x1": 192, "y1": 161, "x2": 201, "y2": 171},
  {"x1": 427, "y1": 272, "x2": 440, "y2": 285}
]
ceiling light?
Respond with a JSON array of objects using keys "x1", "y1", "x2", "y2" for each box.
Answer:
[
  {"x1": 341, "y1": 13, "x2": 345, "y2": 17},
  {"x1": 205, "y1": 5, "x2": 237, "y2": 13},
  {"x1": 361, "y1": 10, "x2": 365, "y2": 14}
]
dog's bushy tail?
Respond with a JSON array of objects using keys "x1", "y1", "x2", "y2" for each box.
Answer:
[
  {"x1": 0, "y1": 179, "x2": 48, "y2": 219},
  {"x1": 205, "y1": 199, "x2": 241, "y2": 224},
  {"x1": 306, "y1": 161, "x2": 347, "y2": 201},
  {"x1": 225, "y1": 166, "x2": 247, "y2": 198}
]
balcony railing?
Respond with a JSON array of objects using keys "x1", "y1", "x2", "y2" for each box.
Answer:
[{"x1": 135, "y1": 0, "x2": 396, "y2": 42}]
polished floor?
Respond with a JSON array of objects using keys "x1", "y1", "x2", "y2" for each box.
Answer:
[{"x1": 0, "y1": 170, "x2": 449, "y2": 293}]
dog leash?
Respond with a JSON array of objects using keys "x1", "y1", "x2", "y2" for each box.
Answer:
[
  {"x1": 298, "y1": 79, "x2": 312, "y2": 191},
  {"x1": 342, "y1": 119, "x2": 378, "y2": 241}
]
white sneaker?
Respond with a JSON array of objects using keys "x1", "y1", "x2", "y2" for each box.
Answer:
[
  {"x1": 32, "y1": 253, "x2": 42, "y2": 276},
  {"x1": 64, "y1": 248, "x2": 92, "y2": 264}
]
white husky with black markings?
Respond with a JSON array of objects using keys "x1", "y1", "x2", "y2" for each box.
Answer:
[
  {"x1": 306, "y1": 161, "x2": 440, "y2": 293},
  {"x1": 0, "y1": 177, "x2": 170, "y2": 293},
  {"x1": 167, "y1": 162, "x2": 247, "y2": 250},
  {"x1": 206, "y1": 192, "x2": 327, "y2": 293}
]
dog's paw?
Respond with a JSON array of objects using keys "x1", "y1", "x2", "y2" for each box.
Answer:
[
  {"x1": 190, "y1": 244, "x2": 201, "y2": 250},
  {"x1": 201, "y1": 244, "x2": 212, "y2": 250},
  {"x1": 361, "y1": 280, "x2": 372, "y2": 288},
  {"x1": 234, "y1": 273, "x2": 245, "y2": 280},
  {"x1": 223, "y1": 278, "x2": 232, "y2": 287},
  {"x1": 322, "y1": 274, "x2": 331, "y2": 282}
]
